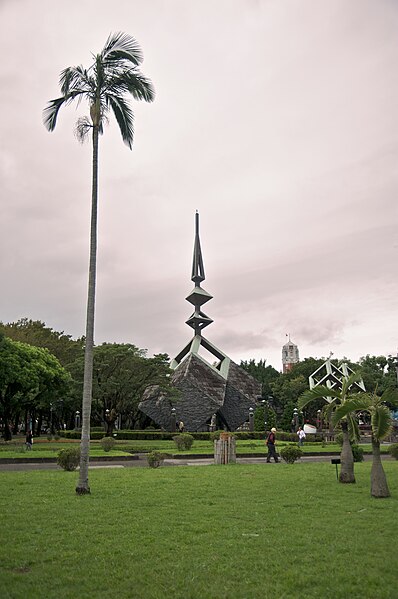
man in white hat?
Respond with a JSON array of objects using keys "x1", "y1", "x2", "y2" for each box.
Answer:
[{"x1": 266, "y1": 427, "x2": 279, "y2": 463}]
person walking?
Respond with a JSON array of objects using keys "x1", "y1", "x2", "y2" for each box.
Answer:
[
  {"x1": 297, "y1": 426, "x2": 306, "y2": 446},
  {"x1": 25, "y1": 430, "x2": 33, "y2": 450},
  {"x1": 266, "y1": 427, "x2": 278, "y2": 462}
]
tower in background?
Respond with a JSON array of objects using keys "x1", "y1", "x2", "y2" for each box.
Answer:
[{"x1": 282, "y1": 335, "x2": 299, "y2": 373}]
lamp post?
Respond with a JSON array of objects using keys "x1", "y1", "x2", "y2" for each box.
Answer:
[
  {"x1": 75, "y1": 411, "x2": 80, "y2": 430},
  {"x1": 317, "y1": 409, "x2": 322, "y2": 431},
  {"x1": 50, "y1": 403, "x2": 53, "y2": 434},
  {"x1": 249, "y1": 407, "x2": 254, "y2": 432},
  {"x1": 171, "y1": 407, "x2": 176, "y2": 433},
  {"x1": 262, "y1": 399, "x2": 267, "y2": 431},
  {"x1": 293, "y1": 408, "x2": 298, "y2": 432}
]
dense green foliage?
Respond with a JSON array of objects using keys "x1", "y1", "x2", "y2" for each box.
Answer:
[
  {"x1": 100, "y1": 437, "x2": 116, "y2": 452},
  {"x1": 0, "y1": 333, "x2": 70, "y2": 440},
  {"x1": 56, "y1": 447, "x2": 81, "y2": 471},
  {"x1": 146, "y1": 451, "x2": 167, "y2": 467},
  {"x1": 173, "y1": 433, "x2": 194, "y2": 450},
  {"x1": 389, "y1": 444, "x2": 398, "y2": 459},
  {"x1": 279, "y1": 445, "x2": 303, "y2": 463}
]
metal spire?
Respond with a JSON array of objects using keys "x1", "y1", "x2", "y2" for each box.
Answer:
[{"x1": 185, "y1": 212, "x2": 213, "y2": 335}]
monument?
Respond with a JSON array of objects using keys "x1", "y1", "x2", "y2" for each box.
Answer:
[{"x1": 139, "y1": 212, "x2": 261, "y2": 431}]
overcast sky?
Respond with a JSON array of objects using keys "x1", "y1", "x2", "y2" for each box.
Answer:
[{"x1": 1, "y1": 0, "x2": 397, "y2": 371}]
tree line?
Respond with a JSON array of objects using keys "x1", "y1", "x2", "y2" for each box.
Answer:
[
  {"x1": 1, "y1": 318, "x2": 397, "y2": 441},
  {"x1": 241, "y1": 354, "x2": 397, "y2": 431},
  {"x1": 0, "y1": 319, "x2": 172, "y2": 440}
]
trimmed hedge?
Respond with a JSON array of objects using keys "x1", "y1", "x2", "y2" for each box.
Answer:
[{"x1": 58, "y1": 429, "x2": 323, "y2": 442}]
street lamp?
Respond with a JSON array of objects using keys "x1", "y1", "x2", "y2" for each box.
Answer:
[
  {"x1": 293, "y1": 408, "x2": 298, "y2": 432},
  {"x1": 262, "y1": 400, "x2": 267, "y2": 431},
  {"x1": 317, "y1": 409, "x2": 322, "y2": 431},
  {"x1": 171, "y1": 407, "x2": 176, "y2": 433},
  {"x1": 249, "y1": 407, "x2": 254, "y2": 432},
  {"x1": 75, "y1": 411, "x2": 80, "y2": 429}
]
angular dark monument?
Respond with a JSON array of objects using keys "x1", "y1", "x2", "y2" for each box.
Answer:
[{"x1": 139, "y1": 213, "x2": 261, "y2": 431}]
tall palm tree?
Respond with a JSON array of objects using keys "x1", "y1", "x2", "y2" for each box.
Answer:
[
  {"x1": 298, "y1": 372, "x2": 363, "y2": 484},
  {"x1": 331, "y1": 388, "x2": 398, "y2": 498},
  {"x1": 43, "y1": 32, "x2": 155, "y2": 494}
]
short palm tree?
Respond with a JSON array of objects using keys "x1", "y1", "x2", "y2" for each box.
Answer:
[
  {"x1": 298, "y1": 372, "x2": 363, "y2": 484},
  {"x1": 43, "y1": 32, "x2": 155, "y2": 494},
  {"x1": 332, "y1": 388, "x2": 398, "y2": 498}
]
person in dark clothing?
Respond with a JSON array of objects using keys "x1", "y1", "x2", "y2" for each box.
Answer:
[
  {"x1": 25, "y1": 430, "x2": 33, "y2": 450},
  {"x1": 266, "y1": 427, "x2": 278, "y2": 462}
]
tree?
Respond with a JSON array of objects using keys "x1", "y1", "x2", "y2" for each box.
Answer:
[
  {"x1": 240, "y1": 359, "x2": 280, "y2": 398},
  {"x1": 298, "y1": 372, "x2": 364, "y2": 484},
  {"x1": 69, "y1": 344, "x2": 173, "y2": 431},
  {"x1": 331, "y1": 388, "x2": 398, "y2": 498},
  {"x1": 43, "y1": 33, "x2": 155, "y2": 494},
  {"x1": 358, "y1": 354, "x2": 397, "y2": 395},
  {"x1": 0, "y1": 334, "x2": 70, "y2": 440},
  {"x1": 0, "y1": 318, "x2": 84, "y2": 368}
]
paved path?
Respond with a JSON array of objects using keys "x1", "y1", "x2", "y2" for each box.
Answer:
[{"x1": 0, "y1": 453, "x2": 393, "y2": 472}]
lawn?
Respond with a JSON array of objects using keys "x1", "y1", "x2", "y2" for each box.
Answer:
[
  {"x1": 0, "y1": 437, "x2": 390, "y2": 459},
  {"x1": 1, "y1": 462, "x2": 397, "y2": 599}
]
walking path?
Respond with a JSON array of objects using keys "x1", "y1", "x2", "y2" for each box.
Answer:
[{"x1": 0, "y1": 453, "x2": 393, "y2": 472}]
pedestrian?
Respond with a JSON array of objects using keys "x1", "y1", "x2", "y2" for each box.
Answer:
[
  {"x1": 179, "y1": 420, "x2": 185, "y2": 433},
  {"x1": 25, "y1": 430, "x2": 33, "y2": 450},
  {"x1": 266, "y1": 427, "x2": 278, "y2": 462},
  {"x1": 297, "y1": 426, "x2": 306, "y2": 446}
]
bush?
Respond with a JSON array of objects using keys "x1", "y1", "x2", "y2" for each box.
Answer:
[
  {"x1": 389, "y1": 443, "x2": 398, "y2": 460},
  {"x1": 173, "y1": 433, "x2": 194, "y2": 451},
  {"x1": 147, "y1": 451, "x2": 166, "y2": 468},
  {"x1": 57, "y1": 447, "x2": 81, "y2": 471},
  {"x1": 209, "y1": 430, "x2": 224, "y2": 442},
  {"x1": 100, "y1": 436, "x2": 116, "y2": 452},
  {"x1": 280, "y1": 446, "x2": 303, "y2": 464},
  {"x1": 351, "y1": 444, "x2": 364, "y2": 462}
]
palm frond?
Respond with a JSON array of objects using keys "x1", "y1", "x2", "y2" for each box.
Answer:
[
  {"x1": 372, "y1": 405, "x2": 393, "y2": 441},
  {"x1": 119, "y1": 71, "x2": 155, "y2": 102},
  {"x1": 102, "y1": 32, "x2": 143, "y2": 66},
  {"x1": 331, "y1": 395, "x2": 371, "y2": 426},
  {"x1": 43, "y1": 97, "x2": 67, "y2": 131},
  {"x1": 60, "y1": 66, "x2": 92, "y2": 96},
  {"x1": 108, "y1": 94, "x2": 134, "y2": 148},
  {"x1": 346, "y1": 411, "x2": 360, "y2": 442},
  {"x1": 298, "y1": 385, "x2": 341, "y2": 410},
  {"x1": 381, "y1": 387, "x2": 398, "y2": 408},
  {"x1": 340, "y1": 371, "x2": 363, "y2": 396},
  {"x1": 74, "y1": 117, "x2": 92, "y2": 143}
]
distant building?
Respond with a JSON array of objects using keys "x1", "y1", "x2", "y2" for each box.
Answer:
[{"x1": 282, "y1": 336, "x2": 299, "y2": 373}]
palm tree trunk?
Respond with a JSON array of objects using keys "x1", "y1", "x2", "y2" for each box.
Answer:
[
  {"x1": 76, "y1": 125, "x2": 99, "y2": 495},
  {"x1": 370, "y1": 437, "x2": 390, "y2": 498},
  {"x1": 339, "y1": 420, "x2": 355, "y2": 483}
]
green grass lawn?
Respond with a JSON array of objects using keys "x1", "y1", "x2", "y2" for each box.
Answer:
[
  {"x1": 0, "y1": 437, "x2": 390, "y2": 459},
  {"x1": 1, "y1": 462, "x2": 397, "y2": 599}
]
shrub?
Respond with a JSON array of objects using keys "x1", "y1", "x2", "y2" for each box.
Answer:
[
  {"x1": 335, "y1": 433, "x2": 344, "y2": 446},
  {"x1": 57, "y1": 447, "x2": 81, "y2": 471},
  {"x1": 280, "y1": 446, "x2": 303, "y2": 464},
  {"x1": 173, "y1": 433, "x2": 194, "y2": 450},
  {"x1": 100, "y1": 436, "x2": 116, "y2": 452},
  {"x1": 147, "y1": 451, "x2": 166, "y2": 468},
  {"x1": 389, "y1": 443, "x2": 398, "y2": 460},
  {"x1": 351, "y1": 444, "x2": 364, "y2": 462},
  {"x1": 210, "y1": 430, "x2": 224, "y2": 442}
]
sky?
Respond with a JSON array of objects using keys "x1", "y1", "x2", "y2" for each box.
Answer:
[{"x1": 0, "y1": 0, "x2": 397, "y2": 371}]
